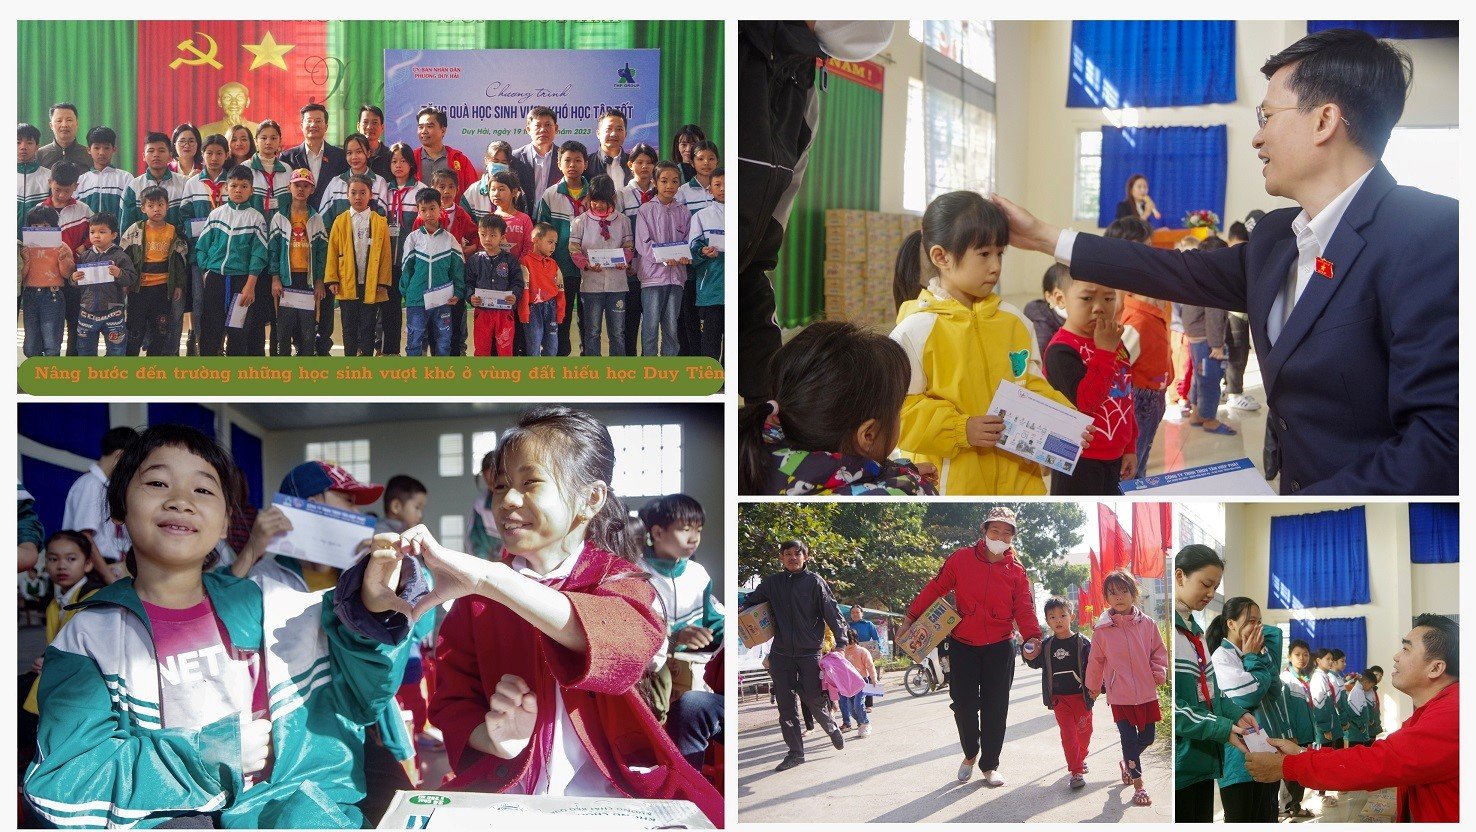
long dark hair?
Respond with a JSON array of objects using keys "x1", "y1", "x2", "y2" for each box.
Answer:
[
  {"x1": 892, "y1": 229, "x2": 923, "y2": 312},
  {"x1": 670, "y1": 124, "x2": 707, "y2": 164},
  {"x1": 1175, "y1": 543, "x2": 1224, "y2": 577},
  {"x1": 171, "y1": 123, "x2": 203, "y2": 168},
  {"x1": 917, "y1": 191, "x2": 1009, "y2": 280},
  {"x1": 1206, "y1": 596, "x2": 1259, "y2": 650},
  {"x1": 43, "y1": 530, "x2": 108, "y2": 597},
  {"x1": 493, "y1": 406, "x2": 643, "y2": 564},
  {"x1": 1124, "y1": 173, "x2": 1147, "y2": 202},
  {"x1": 738, "y1": 321, "x2": 910, "y2": 494},
  {"x1": 107, "y1": 424, "x2": 240, "y2": 576}
]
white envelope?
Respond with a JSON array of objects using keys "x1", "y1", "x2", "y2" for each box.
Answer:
[
  {"x1": 227, "y1": 294, "x2": 249, "y2": 328},
  {"x1": 1242, "y1": 727, "x2": 1277, "y2": 754},
  {"x1": 266, "y1": 493, "x2": 378, "y2": 570},
  {"x1": 75, "y1": 263, "x2": 114, "y2": 286},
  {"x1": 423, "y1": 282, "x2": 455, "y2": 309},
  {"x1": 986, "y1": 379, "x2": 1093, "y2": 476},
  {"x1": 650, "y1": 241, "x2": 689, "y2": 263},
  {"x1": 190, "y1": 218, "x2": 209, "y2": 238},
  {"x1": 1120, "y1": 458, "x2": 1276, "y2": 496},
  {"x1": 280, "y1": 289, "x2": 316, "y2": 311},
  {"x1": 22, "y1": 228, "x2": 62, "y2": 248},
  {"x1": 587, "y1": 248, "x2": 627, "y2": 268},
  {"x1": 474, "y1": 288, "x2": 515, "y2": 310},
  {"x1": 706, "y1": 229, "x2": 725, "y2": 251}
]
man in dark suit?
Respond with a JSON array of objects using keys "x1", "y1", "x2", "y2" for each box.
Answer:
[
  {"x1": 279, "y1": 102, "x2": 348, "y2": 211},
  {"x1": 508, "y1": 106, "x2": 561, "y2": 216},
  {"x1": 995, "y1": 29, "x2": 1455, "y2": 495},
  {"x1": 585, "y1": 108, "x2": 632, "y2": 189}
]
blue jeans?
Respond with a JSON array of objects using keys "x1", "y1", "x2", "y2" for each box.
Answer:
[
  {"x1": 1115, "y1": 718, "x2": 1156, "y2": 778},
  {"x1": 1190, "y1": 341, "x2": 1225, "y2": 421},
  {"x1": 579, "y1": 291, "x2": 626, "y2": 356},
  {"x1": 525, "y1": 299, "x2": 559, "y2": 357},
  {"x1": 665, "y1": 690, "x2": 725, "y2": 769},
  {"x1": 839, "y1": 690, "x2": 869, "y2": 726},
  {"x1": 1132, "y1": 386, "x2": 1167, "y2": 470},
  {"x1": 22, "y1": 287, "x2": 65, "y2": 357},
  {"x1": 405, "y1": 305, "x2": 453, "y2": 356},
  {"x1": 641, "y1": 284, "x2": 681, "y2": 357},
  {"x1": 77, "y1": 307, "x2": 128, "y2": 356}
]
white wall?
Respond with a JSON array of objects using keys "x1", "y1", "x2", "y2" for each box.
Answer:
[{"x1": 1221, "y1": 502, "x2": 1458, "y2": 731}]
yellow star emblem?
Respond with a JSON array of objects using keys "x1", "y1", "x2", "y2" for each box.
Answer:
[{"x1": 243, "y1": 31, "x2": 295, "y2": 71}]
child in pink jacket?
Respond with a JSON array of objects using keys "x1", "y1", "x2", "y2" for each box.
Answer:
[{"x1": 1086, "y1": 569, "x2": 1168, "y2": 808}]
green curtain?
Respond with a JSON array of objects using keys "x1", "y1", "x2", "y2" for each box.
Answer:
[
  {"x1": 773, "y1": 72, "x2": 883, "y2": 328},
  {"x1": 17, "y1": 21, "x2": 140, "y2": 167},
  {"x1": 325, "y1": 20, "x2": 721, "y2": 156}
]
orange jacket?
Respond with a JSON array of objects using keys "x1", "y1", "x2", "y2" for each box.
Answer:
[
  {"x1": 21, "y1": 243, "x2": 75, "y2": 289},
  {"x1": 518, "y1": 251, "x2": 565, "y2": 324},
  {"x1": 1120, "y1": 294, "x2": 1174, "y2": 390}
]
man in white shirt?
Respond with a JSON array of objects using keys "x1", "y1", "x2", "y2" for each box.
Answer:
[
  {"x1": 61, "y1": 425, "x2": 138, "y2": 581},
  {"x1": 993, "y1": 28, "x2": 1456, "y2": 495}
]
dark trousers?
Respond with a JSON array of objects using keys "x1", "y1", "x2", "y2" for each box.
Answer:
[
  {"x1": 62, "y1": 282, "x2": 82, "y2": 356},
  {"x1": 1132, "y1": 387, "x2": 1166, "y2": 471},
  {"x1": 450, "y1": 302, "x2": 468, "y2": 356},
  {"x1": 1115, "y1": 717, "x2": 1155, "y2": 777},
  {"x1": 357, "y1": 724, "x2": 414, "y2": 826},
  {"x1": 739, "y1": 263, "x2": 783, "y2": 400},
  {"x1": 315, "y1": 293, "x2": 336, "y2": 355},
  {"x1": 1051, "y1": 455, "x2": 1123, "y2": 496},
  {"x1": 1224, "y1": 313, "x2": 1251, "y2": 394},
  {"x1": 127, "y1": 283, "x2": 175, "y2": 356},
  {"x1": 339, "y1": 298, "x2": 377, "y2": 357},
  {"x1": 199, "y1": 272, "x2": 267, "y2": 356},
  {"x1": 698, "y1": 305, "x2": 724, "y2": 361},
  {"x1": 947, "y1": 637, "x2": 1015, "y2": 770},
  {"x1": 556, "y1": 272, "x2": 581, "y2": 356},
  {"x1": 376, "y1": 283, "x2": 403, "y2": 355},
  {"x1": 1176, "y1": 777, "x2": 1215, "y2": 822},
  {"x1": 1283, "y1": 779, "x2": 1306, "y2": 812},
  {"x1": 1221, "y1": 779, "x2": 1279, "y2": 823},
  {"x1": 677, "y1": 273, "x2": 701, "y2": 356},
  {"x1": 666, "y1": 690, "x2": 725, "y2": 770},
  {"x1": 623, "y1": 275, "x2": 643, "y2": 355},
  {"x1": 769, "y1": 652, "x2": 837, "y2": 757},
  {"x1": 276, "y1": 306, "x2": 316, "y2": 356}
]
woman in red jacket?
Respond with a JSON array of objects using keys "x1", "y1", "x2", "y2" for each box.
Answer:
[
  {"x1": 390, "y1": 406, "x2": 722, "y2": 825},
  {"x1": 901, "y1": 506, "x2": 1043, "y2": 786}
]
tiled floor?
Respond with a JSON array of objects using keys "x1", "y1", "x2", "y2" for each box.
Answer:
[{"x1": 1141, "y1": 351, "x2": 1275, "y2": 487}]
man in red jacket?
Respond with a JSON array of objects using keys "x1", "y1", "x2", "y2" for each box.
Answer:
[
  {"x1": 901, "y1": 506, "x2": 1043, "y2": 787},
  {"x1": 1246, "y1": 614, "x2": 1458, "y2": 822}
]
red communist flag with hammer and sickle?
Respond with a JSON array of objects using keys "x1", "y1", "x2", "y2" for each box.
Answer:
[{"x1": 138, "y1": 21, "x2": 330, "y2": 166}]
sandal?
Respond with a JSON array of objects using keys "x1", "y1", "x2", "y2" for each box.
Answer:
[
  {"x1": 1119, "y1": 760, "x2": 1132, "y2": 784},
  {"x1": 1132, "y1": 788, "x2": 1152, "y2": 806},
  {"x1": 1203, "y1": 422, "x2": 1238, "y2": 436}
]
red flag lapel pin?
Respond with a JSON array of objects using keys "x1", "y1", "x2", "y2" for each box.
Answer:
[{"x1": 1314, "y1": 257, "x2": 1335, "y2": 279}]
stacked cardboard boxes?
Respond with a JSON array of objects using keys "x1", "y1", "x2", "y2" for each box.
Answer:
[{"x1": 823, "y1": 210, "x2": 922, "y2": 328}]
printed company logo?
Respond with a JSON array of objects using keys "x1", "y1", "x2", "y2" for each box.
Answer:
[
  {"x1": 614, "y1": 62, "x2": 639, "y2": 88},
  {"x1": 409, "y1": 795, "x2": 452, "y2": 806}
]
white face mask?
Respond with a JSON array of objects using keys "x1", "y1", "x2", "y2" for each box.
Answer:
[
  {"x1": 1053, "y1": 305, "x2": 1068, "y2": 319},
  {"x1": 812, "y1": 21, "x2": 894, "y2": 63},
  {"x1": 984, "y1": 537, "x2": 1010, "y2": 555}
]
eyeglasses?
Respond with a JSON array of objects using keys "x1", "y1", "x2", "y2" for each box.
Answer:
[{"x1": 1256, "y1": 103, "x2": 1351, "y2": 130}]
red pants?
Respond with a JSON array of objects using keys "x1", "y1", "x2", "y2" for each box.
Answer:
[
  {"x1": 1052, "y1": 694, "x2": 1093, "y2": 774},
  {"x1": 473, "y1": 308, "x2": 516, "y2": 356},
  {"x1": 396, "y1": 680, "x2": 428, "y2": 736}
]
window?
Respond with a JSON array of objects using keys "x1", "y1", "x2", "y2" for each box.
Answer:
[
  {"x1": 910, "y1": 20, "x2": 996, "y2": 82},
  {"x1": 470, "y1": 431, "x2": 498, "y2": 475},
  {"x1": 1384, "y1": 127, "x2": 1458, "y2": 200},
  {"x1": 906, "y1": 20, "x2": 997, "y2": 207},
  {"x1": 903, "y1": 78, "x2": 926, "y2": 213},
  {"x1": 438, "y1": 433, "x2": 464, "y2": 478},
  {"x1": 607, "y1": 423, "x2": 682, "y2": 497},
  {"x1": 439, "y1": 515, "x2": 464, "y2": 552},
  {"x1": 1075, "y1": 130, "x2": 1103, "y2": 221},
  {"x1": 304, "y1": 440, "x2": 369, "y2": 483}
]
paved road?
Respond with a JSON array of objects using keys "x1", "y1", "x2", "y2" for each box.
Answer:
[{"x1": 737, "y1": 660, "x2": 1171, "y2": 824}]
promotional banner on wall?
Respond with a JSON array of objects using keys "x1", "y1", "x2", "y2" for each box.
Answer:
[{"x1": 383, "y1": 49, "x2": 661, "y2": 151}]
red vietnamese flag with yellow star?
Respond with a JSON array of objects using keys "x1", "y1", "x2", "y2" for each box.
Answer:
[{"x1": 138, "y1": 21, "x2": 329, "y2": 163}]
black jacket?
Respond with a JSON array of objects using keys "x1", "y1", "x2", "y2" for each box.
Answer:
[
  {"x1": 1023, "y1": 632, "x2": 1096, "y2": 709},
  {"x1": 279, "y1": 142, "x2": 348, "y2": 211},
  {"x1": 741, "y1": 567, "x2": 847, "y2": 658}
]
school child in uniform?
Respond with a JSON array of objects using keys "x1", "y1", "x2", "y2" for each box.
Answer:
[
  {"x1": 1207, "y1": 596, "x2": 1283, "y2": 823},
  {"x1": 194, "y1": 165, "x2": 269, "y2": 356},
  {"x1": 675, "y1": 141, "x2": 720, "y2": 355},
  {"x1": 568, "y1": 174, "x2": 634, "y2": 356},
  {"x1": 459, "y1": 140, "x2": 514, "y2": 223},
  {"x1": 1340, "y1": 672, "x2": 1377, "y2": 747},
  {"x1": 71, "y1": 212, "x2": 137, "y2": 356},
  {"x1": 43, "y1": 160, "x2": 93, "y2": 356},
  {"x1": 400, "y1": 187, "x2": 466, "y2": 358},
  {"x1": 325, "y1": 174, "x2": 393, "y2": 357},
  {"x1": 1043, "y1": 269, "x2": 1138, "y2": 495},
  {"x1": 77, "y1": 126, "x2": 134, "y2": 220},
  {"x1": 687, "y1": 168, "x2": 725, "y2": 361},
  {"x1": 22, "y1": 425, "x2": 420, "y2": 829},
  {"x1": 1329, "y1": 648, "x2": 1351, "y2": 746},
  {"x1": 20, "y1": 205, "x2": 73, "y2": 357},
  {"x1": 318, "y1": 133, "x2": 390, "y2": 232},
  {"x1": 267, "y1": 169, "x2": 328, "y2": 356},
  {"x1": 1278, "y1": 638, "x2": 1320, "y2": 818},
  {"x1": 467, "y1": 213, "x2": 523, "y2": 357},
  {"x1": 535, "y1": 140, "x2": 591, "y2": 356},
  {"x1": 738, "y1": 320, "x2": 936, "y2": 496},
  {"x1": 617, "y1": 143, "x2": 659, "y2": 356},
  {"x1": 23, "y1": 532, "x2": 108, "y2": 713},
  {"x1": 1085, "y1": 569, "x2": 1167, "y2": 808},
  {"x1": 375, "y1": 476, "x2": 441, "y2": 758},
  {"x1": 635, "y1": 161, "x2": 690, "y2": 357},
  {"x1": 1024, "y1": 596, "x2": 1095, "y2": 789},
  {"x1": 18, "y1": 123, "x2": 52, "y2": 233},
  {"x1": 411, "y1": 169, "x2": 478, "y2": 355},
  {"x1": 182, "y1": 135, "x2": 233, "y2": 354},
  {"x1": 889, "y1": 191, "x2": 1079, "y2": 496},
  {"x1": 123, "y1": 187, "x2": 189, "y2": 356},
  {"x1": 363, "y1": 406, "x2": 722, "y2": 827},
  {"x1": 637, "y1": 494, "x2": 724, "y2": 699},
  {"x1": 119, "y1": 132, "x2": 190, "y2": 244},
  {"x1": 380, "y1": 142, "x2": 423, "y2": 356}
]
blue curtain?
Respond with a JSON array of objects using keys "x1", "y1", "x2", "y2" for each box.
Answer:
[
  {"x1": 147, "y1": 404, "x2": 216, "y2": 439},
  {"x1": 1290, "y1": 616, "x2": 1367, "y2": 675},
  {"x1": 231, "y1": 424, "x2": 264, "y2": 510},
  {"x1": 1309, "y1": 21, "x2": 1458, "y2": 39},
  {"x1": 1268, "y1": 506, "x2": 1370, "y2": 610},
  {"x1": 1409, "y1": 503, "x2": 1459, "y2": 563},
  {"x1": 1068, "y1": 21, "x2": 1236, "y2": 109},
  {"x1": 20, "y1": 455, "x2": 87, "y2": 540},
  {"x1": 18, "y1": 403, "x2": 111, "y2": 461},
  {"x1": 1098, "y1": 125, "x2": 1226, "y2": 229}
]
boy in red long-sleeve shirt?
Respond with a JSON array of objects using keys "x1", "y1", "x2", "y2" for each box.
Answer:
[{"x1": 519, "y1": 223, "x2": 565, "y2": 357}]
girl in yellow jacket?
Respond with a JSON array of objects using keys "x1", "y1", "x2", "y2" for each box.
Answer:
[
  {"x1": 889, "y1": 191, "x2": 1079, "y2": 495},
  {"x1": 325, "y1": 174, "x2": 393, "y2": 356}
]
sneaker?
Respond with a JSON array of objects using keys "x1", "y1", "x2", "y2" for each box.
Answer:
[
  {"x1": 1069, "y1": 773, "x2": 1086, "y2": 790},
  {"x1": 1229, "y1": 394, "x2": 1261, "y2": 411},
  {"x1": 801, "y1": 726, "x2": 814, "y2": 737},
  {"x1": 858, "y1": 724, "x2": 872, "y2": 738},
  {"x1": 774, "y1": 754, "x2": 805, "y2": 772},
  {"x1": 828, "y1": 727, "x2": 845, "y2": 750},
  {"x1": 981, "y1": 769, "x2": 1005, "y2": 787},
  {"x1": 957, "y1": 759, "x2": 976, "y2": 782}
]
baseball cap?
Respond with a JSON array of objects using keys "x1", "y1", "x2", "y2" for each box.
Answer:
[
  {"x1": 983, "y1": 506, "x2": 1018, "y2": 532},
  {"x1": 290, "y1": 168, "x2": 315, "y2": 186},
  {"x1": 280, "y1": 461, "x2": 383, "y2": 505}
]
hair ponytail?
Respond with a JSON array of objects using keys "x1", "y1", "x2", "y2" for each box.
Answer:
[
  {"x1": 892, "y1": 229, "x2": 924, "y2": 311},
  {"x1": 738, "y1": 400, "x2": 777, "y2": 495},
  {"x1": 587, "y1": 492, "x2": 643, "y2": 565},
  {"x1": 1206, "y1": 596, "x2": 1257, "y2": 649}
]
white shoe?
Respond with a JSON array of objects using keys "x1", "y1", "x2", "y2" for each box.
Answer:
[
  {"x1": 858, "y1": 724, "x2": 872, "y2": 738},
  {"x1": 1228, "y1": 394, "x2": 1261, "y2": 411},
  {"x1": 982, "y1": 770, "x2": 1005, "y2": 787}
]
